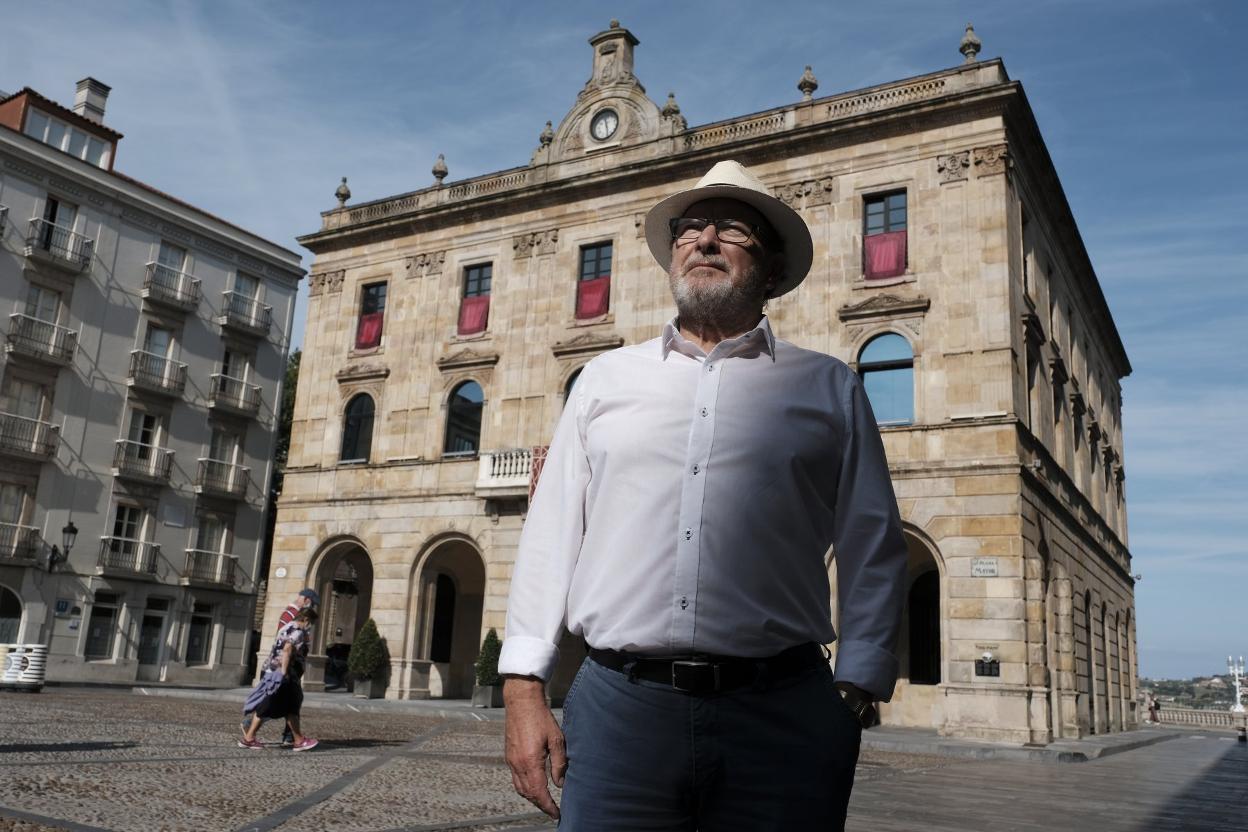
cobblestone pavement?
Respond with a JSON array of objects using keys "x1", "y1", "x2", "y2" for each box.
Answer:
[{"x1": 0, "y1": 689, "x2": 1243, "y2": 831}]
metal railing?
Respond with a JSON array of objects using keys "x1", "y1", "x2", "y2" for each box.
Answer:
[
  {"x1": 196, "y1": 458, "x2": 249, "y2": 498},
  {"x1": 25, "y1": 218, "x2": 93, "y2": 271},
  {"x1": 143, "y1": 262, "x2": 201, "y2": 310},
  {"x1": 5, "y1": 313, "x2": 77, "y2": 364},
  {"x1": 113, "y1": 440, "x2": 174, "y2": 482},
  {"x1": 128, "y1": 350, "x2": 187, "y2": 396},
  {"x1": 209, "y1": 374, "x2": 261, "y2": 416},
  {"x1": 0, "y1": 411, "x2": 60, "y2": 459},
  {"x1": 98, "y1": 537, "x2": 159, "y2": 573},
  {"x1": 0, "y1": 523, "x2": 41, "y2": 562},
  {"x1": 183, "y1": 549, "x2": 238, "y2": 585},
  {"x1": 220, "y1": 291, "x2": 272, "y2": 336}
]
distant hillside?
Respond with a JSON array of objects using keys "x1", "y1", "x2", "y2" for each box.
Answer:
[{"x1": 1141, "y1": 674, "x2": 1239, "y2": 709}]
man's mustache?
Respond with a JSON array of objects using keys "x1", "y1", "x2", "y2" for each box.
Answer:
[{"x1": 679, "y1": 255, "x2": 730, "y2": 274}]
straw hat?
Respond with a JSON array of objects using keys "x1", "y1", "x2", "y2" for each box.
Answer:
[{"x1": 644, "y1": 160, "x2": 814, "y2": 297}]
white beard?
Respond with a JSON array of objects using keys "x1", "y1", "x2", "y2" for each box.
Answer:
[{"x1": 669, "y1": 256, "x2": 769, "y2": 327}]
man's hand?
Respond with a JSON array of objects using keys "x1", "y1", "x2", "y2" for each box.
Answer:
[
  {"x1": 833, "y1": 680, "x2": 877, "y2": 729},
  {"x1": 503, "y1": 675, "x2": 567, "y2": 820}
]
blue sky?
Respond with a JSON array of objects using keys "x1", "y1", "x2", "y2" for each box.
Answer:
[{"x1": 3, "y1": 1, "x2": 1244, "y2": 679}]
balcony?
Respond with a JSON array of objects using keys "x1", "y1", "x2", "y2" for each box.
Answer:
[
  {"x1": 219, "y1": 291, "x2": 272, "y2": 338},
  {"x1": 0, "y1": 412, "x2": 60, "y2": 461},
  {"x1": 5, "y1": 313, "x2": 77, "y2": 366},
  {"x1": 113, "y1": 440, "x2": 174, "y2": 484},
  {"x1": 128, "y1": 350, "x2": 187, "y2": 398},
  {"x1": 98, "y1": 537, "x2": 159, "y2": 574},
  {"x1": 196, "y1": 458, "x2": 249, "y2": 500},
  {"x1": 24, "y1": 218, "x2": 93, "y2": 273},
  {"x1": 0, "y1": 523, "x2": 41, "y2": 563},
  {"x1": 182, "y1": 550, "x2": 238, "y2": 587},
  {"x1": 142, "y1": 262, "x2": 201, "y2": 312},
  {"x1": 475, "y1": 448, "x2": 537, "y2": 499},
  {"x1": 209, "y1": 374, "x2": 261, "y2": 418}
]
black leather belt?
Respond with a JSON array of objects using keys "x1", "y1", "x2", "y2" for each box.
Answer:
[{"x1": 588, "y1": 642, "x2": 825, "y2": 694}]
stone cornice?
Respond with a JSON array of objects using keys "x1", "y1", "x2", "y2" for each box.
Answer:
[
  {"x1": 551, "y1": 332, "x2": 625, "y2": 359},
  {"x1": 837, "y1": 293, "x2": 931, "y2": 322},
  {"x1": 436, "y1": 348, "x2": 500, "y2": 373},
  {"x1": 335, "y1": 362, "x2": 390, "y2": 383}
]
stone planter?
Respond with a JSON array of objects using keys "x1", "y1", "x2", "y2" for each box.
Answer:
[
  {"x1": 353, "y1": 677, "x2": 384, "y2": 699},
  {"x1": 472, "y1": 684, "x2": 504, "y2": 708}
]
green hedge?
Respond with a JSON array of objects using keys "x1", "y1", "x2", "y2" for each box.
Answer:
[
  {"x1": 348, "y1": 618, "x2": 388, "y2": 681},
  {"x1": 475, "y1": 628, "x2": 502, "y2": 687}
]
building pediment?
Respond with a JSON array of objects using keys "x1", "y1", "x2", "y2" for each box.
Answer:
[
  {"x1": 436, "y1": 347, "x2": 501, "y2": 373},
  {"x1": 335, "y1": 362, "x2": 390, "y2": 383},
  {"x1": 837, "y1": 293, "x2": 931, "y2": 322},
  {"x1": 551, "y1": 332, "x2": 624, "y2": 359}
]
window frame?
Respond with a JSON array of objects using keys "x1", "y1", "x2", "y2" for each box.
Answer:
[
  {"x1": 443, "y1": 380, "x2": 485, "y2": 457},
  {"x1": 856, "y1": 332, "x2": 916, "y2": 427},
  {"x1": 862, "y1": 190, "x2": 908, "y2": 280},
  {"x1": 462, "y1": 263, "x2": 492, "y2": 298},
  {"x1": 355, "y1": 281, "x2": 388, "y2": 350},
  {"x1": 339, "y1": 393, "x2": 376, "y2": 463}
]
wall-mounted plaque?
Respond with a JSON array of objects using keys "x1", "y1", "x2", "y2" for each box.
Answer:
[{"x1": 971, "y1": 557, "x2": 999, "y2": 577}]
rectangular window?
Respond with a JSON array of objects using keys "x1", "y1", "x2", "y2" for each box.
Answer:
[
  {"x1": 355, "y1": 282, "x2": 387, "y2": 349},
  {"x1": 458, "y1": 263, "x2": 492, "y2": 335},
  {"x1": 863, "y1": 191, "x2": 907, "y2": 279},
  {"x1": 24, "y1": 109, "x2": 49, "y2": 141},
  {"x1": 233, "y1": 272, "x2": 260, "y2": 300},
  {"x1": 221, "y1": 348, "x2": 252, "y2": 384},
  {"x1": 0, "y1": 483, "x2": 27, "y2": 525},
  {"x1": 84, "y1": 592, "x2": 121, "y2": 659},
  {"x1": 2, "y1": 376, "x2": 48, "y2": 420},
  {"x1": 195, "y1": 515, "x2": 228, "y2": 553},
  {"x1": 186, "y1": 603, "x2": 215, "y2": 666},
  {"x1": 112, "y1": 504, "x2": 144, "y2": 542},
  {"x1": 576, "y1": 242, "x2": 612, "y2": 319}
]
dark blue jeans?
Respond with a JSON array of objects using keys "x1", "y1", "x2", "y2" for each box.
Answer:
[{"x1": 559, "y1": 656, "x2": 862, "y2": 831}]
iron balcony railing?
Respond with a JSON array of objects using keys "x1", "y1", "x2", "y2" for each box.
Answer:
[
  {"x1": 220, "y1": 291, "x2": 272, "y2": 337},
  {"x1": 25, "y1": 218, "x2": 93, "y2": 272},
  {"x1": 5, "y1": 313, "x2": 77, "y2": 365},
  {"x1": 0, "y1": 411, "x2": 60, "y2": 460},
  {"x1": 209, "y1": 374, "x2": 262, "y2": 417},
  {"x1": 113, "y1": 439, "x2": 174, "y2": 483},
  {"x1": 183, "y1": 549, "x2": 238, "y2": 586},
  {"x1": 98, "y1": 537, "x2": 159, "y2": 574},
  {"x1": 128, "y1": 350, "x2": 187, "y2": 397},
  {"x1": 0, "y1": 522, "x2": 41, "y2": 562},
  {"x1": 196, "y1": 458, "x2": 249, "y2": 499},
  {"x1": 142, "y1": 262, "x2": 201, "y2": 311}
]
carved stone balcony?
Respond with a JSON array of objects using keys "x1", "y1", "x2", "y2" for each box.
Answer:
[
  {"x1": 0, "y1": 523, "x2": 41, "y2": 564},
  {"x1": 113, "y1": 440, "x2": 174, "y2": 484},
  {"x1": 209, "y1": 374, "x2": 261, "y2": 418},
  {"x1": 219, "y1": 291, "x2": 272, "y2": 338},
  {"x1": 98, "y1": 537, "x2": 159, "y2": 575},
  {"x1": 128, "y1": 350, "x2": 187, "y2": 398},
  {"x1": 475, "y1": 448, "x2": 535, "y2": 499},
  {"x1": 0, "y1": 411, "x2": 60, "y2": 461},
  {"x1": 24, "y1": 218, "x2": 93, "y2": 273},
  {"x1": 182, "y1": 549, "x2": 238, "y2": 587},
  {"x1": 142, "y1": 262, "x2": 201, "y2": 312},
  {"x1": 5, "y1": 313, "x2": 77, "y2": 366},
  {"x1": 196, "y1": 458, "x2": 249, "y2": 500}
]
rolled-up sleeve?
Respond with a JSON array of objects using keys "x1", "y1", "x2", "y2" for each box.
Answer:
[
  {"x1": 497, "y1": 369, "x2": 592, "y2": 682},
  {"x1": 830, "y1": 375, "x2": 909, "y2": 701}
]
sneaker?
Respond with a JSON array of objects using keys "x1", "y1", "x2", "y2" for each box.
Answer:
[
  {"x1": 291, "y1": 737, "x2": 319, "y2": 752},
  {"x1": 281, "y1": 729, "x2": 294, "y2": 747},
  {"x1": 237, "y1": 737, "x2": 264, "y2": 750}
]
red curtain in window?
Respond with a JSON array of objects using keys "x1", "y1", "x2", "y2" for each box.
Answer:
[
  {"x1": 864, "y1": 230, "x2": 907, "y2": 279},
  {"x1": 355, "y1": 312, "x2": 384, "y2": 349},
  {"x1": 576, "y1": 275, "x2": 611, "y2": 319},
  {"x1": 458, "y1": 295, "x2": 490, "y2": 335}
]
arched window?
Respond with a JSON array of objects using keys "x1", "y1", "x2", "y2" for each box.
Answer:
[
  {"x1": 858, "y1": 333, "x2": 914, "y2": 426},
  {"x1": 339, "y1": 394, "x2": 375, "y2": 462},
  {"x1": 907, "y1": 570, "x2": 940, "y2": 684},
  {"x1": 444, "y1": 381, "x2": 484, "y2": 455}
]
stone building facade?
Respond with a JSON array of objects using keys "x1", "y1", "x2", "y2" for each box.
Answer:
[
  {"x1": 271, "y1": 22, "x2": 1135, "y2": 742},
  {"x1": 0, "y1": 79, "x2": 302, "y2": 685}
]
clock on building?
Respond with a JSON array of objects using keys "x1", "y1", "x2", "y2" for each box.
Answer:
[{"x1": 590, "y1": 109, "x2": 619, "y2": 141}]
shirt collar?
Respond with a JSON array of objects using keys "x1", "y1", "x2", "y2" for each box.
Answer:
[{"x1": 661, "y1": 316, "x2": 777, "y2": 362}]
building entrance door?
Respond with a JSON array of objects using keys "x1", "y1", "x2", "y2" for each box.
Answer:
[{"x1": 136, "y1": 599, "x2": 170, "y2": 681}]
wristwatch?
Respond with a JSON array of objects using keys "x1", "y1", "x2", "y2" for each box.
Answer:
[{"x1": 837, "y1": 687, "x2": 877, "y2": 729}]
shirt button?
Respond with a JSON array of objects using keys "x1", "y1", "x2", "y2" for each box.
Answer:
[
  {"x1": 700, "y1": 407, "x2": 708, "y2": 417},
  {"x1": 692, "y1": 464, "x2": 700, "y2": 474},
  {"x1": 706, "y1": 364, "x2": 714, "y2": 373},
  {"x1": 684, "y1": 529, "x2": 692, "y2": 541}
]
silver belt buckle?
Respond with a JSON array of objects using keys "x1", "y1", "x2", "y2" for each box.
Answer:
[{"x1": 671, "y1": 660, "x2": 719, "y2": 692}]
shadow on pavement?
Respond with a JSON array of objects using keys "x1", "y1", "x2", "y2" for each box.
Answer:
[
  {"x1": 316, "y1": 738, "x2": 408, "y2": 749},
  {"x1": 1135, "y1": 740, "x2": 1247, "y2": 831},
  {"x1": 0, "y1": 740, "x2": 138, "y2": 754}
]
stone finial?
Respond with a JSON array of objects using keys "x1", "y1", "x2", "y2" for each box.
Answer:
[
  {"x1": 432, "y1": 153, "x2": 448, "y2": 186},
  {"x1": 960, "y1": 22, "x2": 981, "y2": 64},
  {"x1": 797, "y1": 65, "x2": 818, "y2": 101},
  {"x1": 661, "y1": 91, "x2": 681, "y2": 119},
  {"x1": 539, "y1": 120, "x2": 554, "y2": 147},
  {"x1": 334, "y1": 177, "x2": 351, "y2": 208},
  {"x1": 609, "y1": 19, "x2": 620, "y2": 28}
]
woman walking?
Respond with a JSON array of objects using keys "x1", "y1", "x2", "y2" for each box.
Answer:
[{"x1": 239, "y1": 608, "x2": 319, "y2": 751}]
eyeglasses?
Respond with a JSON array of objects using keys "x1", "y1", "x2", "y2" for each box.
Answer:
[{"x1": 669, "y1": 217, "x2": 761, "y2": 246}]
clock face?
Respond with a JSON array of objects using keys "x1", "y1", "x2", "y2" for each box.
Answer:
[{"x1": 591, "y1": 109, "x2": 619, "y2": 141}]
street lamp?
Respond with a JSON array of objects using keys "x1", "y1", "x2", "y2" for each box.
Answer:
[
  {"x1": 47, "y1": 520, "x2": 78, "y2": 571},
  {"x1": 1230, "y1": 655, "x2": 1245, "y2": 714}
]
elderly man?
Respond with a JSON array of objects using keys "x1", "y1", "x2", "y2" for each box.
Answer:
[{"x1": 500, "y1": 160, "x2": 908, "y2": 830}]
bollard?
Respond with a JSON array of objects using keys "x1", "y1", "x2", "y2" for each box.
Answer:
[{"x1": 1238, "y1": 725, "x2": 1246, "y2": 744}]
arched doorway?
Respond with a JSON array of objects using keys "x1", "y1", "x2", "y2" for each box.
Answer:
[
  {"x1": 0, "y1": 584, "x2": 21, "y2": 642},
  {"x1": 409, "y1": 537, "x2": 486, "y2": 699},
  {"x1": 879, "y1": 529, "x2": 943, "y2": 729},
  {"x1": 307, "y1": 539, "x2": 374, "y2": 691}
]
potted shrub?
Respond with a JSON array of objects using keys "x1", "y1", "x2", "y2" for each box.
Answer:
[
  {"x1": 348, "y1": 618, "x2": 389, "y2": 699},
  {"x1": 472, "y1": 628, "x2": 505, "y2": 708}
]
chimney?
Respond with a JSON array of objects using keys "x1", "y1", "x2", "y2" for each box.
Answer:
[{"x1": 72, "y1": 77, "x2": 110, "y2": 124}]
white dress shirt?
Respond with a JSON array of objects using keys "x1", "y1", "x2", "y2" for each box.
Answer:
[{"x1": 498, "y1": 316, "x2": 909, "y2": 700}]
